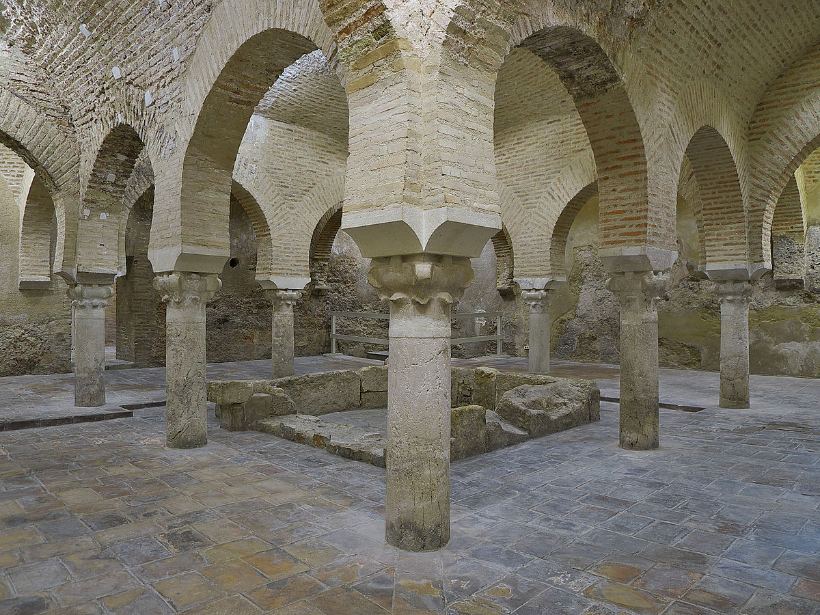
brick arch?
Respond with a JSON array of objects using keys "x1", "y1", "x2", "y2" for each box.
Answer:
[
  {"x1": 677, "y1": 156, "x2": 707, "y2": 270},
  {"x1": 79, "y1": 124, "x2": 147, "y2": 275},
  {"x1": 18, "y1": 173, "x2": 55, "y2": 288},
  {"x1": 489, "y1": 226, "x2": 515, "y2": 296},
  {"x1": 437, "y1": 5, "x2": 666, "y2": 266},
  {"x1": 680, "y1": 126, "x2": 748, "y2": 270},
  {"x1": 0, "y1": 87, "x2": 80, "y2": 276},
  {"x1": 230, "y1": 180, "x2": 274, "y2": 281},
  {"x1": 772, "y1": 176, "x2": 806, "y2": 235},
  {"x1": 151, "y1": 0, "x2": 343, "y2": 275},
  {"x1": 550, "y1": 181, "x2": 599, "y2": 280},
  {"x1": 309, "y1": 203, "x2": 343, "y2": 290},
  {"x1": 747, "y1": 42, "x2": 820, "y2": 269},
  {"x1": 659, "y1": 80, "x2": 748, "y2": 264}
]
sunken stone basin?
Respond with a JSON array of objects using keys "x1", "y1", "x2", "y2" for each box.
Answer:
[{"x1": 207, "y1": 366, "x2": 600, "y2": 467}]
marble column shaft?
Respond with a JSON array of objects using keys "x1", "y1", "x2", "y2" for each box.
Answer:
[
  {"x1": 607, "y1": 271, "x2": 667, "y2": 450},
  {"x1": 369, "y1": 254, "x2": 474, "y2": 552},
  {"x1": 522, "y1": 289, "x2": 552, "y2": 375},
  {"x1": 267, "y1": 290, "x2": 302, "y2": 378},
  {"x1": 716, "y1": 280, "x2": 752, "y2": 409},
  {"x1": 155, "y1": 272, "x2": 221, "y2": 449},
  {"x1": 69, "y1": 284, "x2": 113, "y2": 407}
]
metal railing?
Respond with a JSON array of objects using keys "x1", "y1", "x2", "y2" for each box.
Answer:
[{"x1": 330, "y1": 311, "x2": 503, "y2": 356}]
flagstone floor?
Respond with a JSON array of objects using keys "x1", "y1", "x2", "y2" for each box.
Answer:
[{"x1": 0, "y1": 358, "x2": 817, "y2": 614}]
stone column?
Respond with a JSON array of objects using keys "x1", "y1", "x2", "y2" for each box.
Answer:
[
  {"x1": 369, "y1": 255, "x2": 474, "y2": 551},
  {"x1": 607, "y1": 271, "x2": 667, "y2": 450},
  {"x1": 805, "y1": 225, "x2": 820, "y2": 293},
  {"x1": 266, "y1": 290, "x2": 302, "y2": 378},
  {"x1": 522, "y1": 289, "x2": 552, "y2": 374},
  {"x1": 69, "y1": 284, "x2": 113, "y2": 407},
  {"x1": 716, "y1": 280, "x2": 752, "y2": 409},
  {"x1": 154, "y1": 272, "x2": 221, "y2": 449}
]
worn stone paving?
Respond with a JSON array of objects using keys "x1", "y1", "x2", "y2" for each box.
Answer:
[{"x1": 0, "y1": 365, "x2": 817, "y2": 614}]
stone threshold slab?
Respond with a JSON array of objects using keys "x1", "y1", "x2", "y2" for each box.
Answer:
[
  {"x1": 0, "y1": 406, "x2": 134, "y2": 431},
  {"x1": 600, "y1": 396, "x2": 704, "y2": 412}
]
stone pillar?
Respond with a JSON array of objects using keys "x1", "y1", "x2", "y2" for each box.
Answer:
[
  {"x1": 522, "y1": 289, "x2": 552, "y2": 374},
  {"x1": 716, "y1": 280, "x2": 752, "y2": 409},
  {"x1": 369, "y1": 255, "x2": 474, "y2": 551},
  {"x1": 607, "y1": 271, "x2": 667, "y2": 450},
  {"x1": 805, "y1": 225, "x2": 820, "y2": 293},
  {"x1": 154, "y1": 272, "x2": 221, "y2": 449},
  {"x1": 266, "y1": 290, "x2": 302, "y2": 378},
  {"x1": 69, "y1": 284, "x2": 113, "y2": 407}
]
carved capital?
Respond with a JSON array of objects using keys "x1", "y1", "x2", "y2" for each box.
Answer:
[
  {"x1": 715, "y1": 280, "x2": 752, "y2": 304},
  {"x1": 154, "y1": 272, "x2": 221, "y2": 307},
  {"x1": 606, "y1": 270, "x2": 668, "y2": 309},
  {"x1": 521, "y1": 289, "x2": 549, "y2": 313},
  {"x1": 266, "y1": 289, "x2": 302, "y2": 309},
  {"x1": 68, "y1": 284, "x2": 113, "y2": 310},
  {"x1": 368, "y1": 254, "x2": 474, "y2": 305}
]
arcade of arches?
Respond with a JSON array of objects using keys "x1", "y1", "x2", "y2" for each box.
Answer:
[{"x1": 0, "y1": 2, "x2": 818, "y2": 613}]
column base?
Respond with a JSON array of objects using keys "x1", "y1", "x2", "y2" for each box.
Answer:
[{"x1": 719, "y1": 399, "x2": 750, "y2": 410}]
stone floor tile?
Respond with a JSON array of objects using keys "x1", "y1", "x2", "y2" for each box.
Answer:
[
  {"x1": 771, "y1": 550, "x2": 820, "y2": 582},
  {"x1": 152, "y1": 571, "x2": 221, "y2": 610},
  {"x1": 51, "y1": 570, "x2": 141, "y2": 607},
  {"x1": 8, "y1": 557, "x2": 70, "y2": 593},
  {"x1": 0, "y1": 596, "x2": 51, "y2": 614},
  {"x1": 103, "y1": 535, "x2": 172, "y2": 566},
  {"x1": 100, "y1": 587, "x2": 174, "y2": 614},
  {"x1": 202, "y1": 559, "x2": 269, "y2": 592},
  {"x1": 476, "y1": 573, "x2": 548, "y2": 611},
  {"x1": 682, "y1": 575, "x2": 757, "y2": 612},
  {"x1": 711, "y1": 558, "x2": 797, "y2": 593},
  {"x1": 309, "y1": 555, "x2": 385, "y2": 588},
  {"x1": 243, "y1": 547, "x2": 310, "y2": 581},
  {"x1": 59, "y1": 549, "x2": 126, "y2": 580},
  {"x1": 308, "y1": 586, "x2": 390, "y2": 614},
  {"x1": 352, "y1": 567, "x2": 396, "y2": 611},
  {"x1": 191, "y1": 517, "x2": 249, "y2": 543},
  {"x1": 583, "y1": 580, "x2": 668, "y2": 614},
  {"x1": 516, "y1": 585, "x2": 595, "y2": 614},
  {"x1": 185, "y1": 594, "x2": 263, "y2": 615},
  {"x1": 633, "y1": 564, "x2": 703, "y2": 599},
  {"x1": 282, "y1": 537, "x2": 344, "y2": 568},
  {"x1": 136, "y1": 551, "x2": 208, "y2": 581},
  {"x1": 673, "y1": 530, "x2": 736, "y2": 557},
  {"x1": 740, "y1": 588, "x2": 818, "y2": 614},
  {"x1": 791, "y1": 577, "x2": 820, "y2": 604},
  {"x1": 203, "y1": 537, "x2": 272, "y2": 564},
  {"x1": 245, "y1": 573, "x2": 327, "y2": 611}
]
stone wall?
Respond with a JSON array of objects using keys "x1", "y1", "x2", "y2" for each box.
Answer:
[
  {"x1": 550, "y1": 194, "x2": 820, "y2": 378},
  {"x1": 0, "y1": 147, "x2": 71, "y2": 376}
]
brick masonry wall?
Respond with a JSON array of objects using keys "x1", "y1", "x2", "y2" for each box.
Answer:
[{"x1": 0, "y1": 146, "x2": 71, "y2": 376}]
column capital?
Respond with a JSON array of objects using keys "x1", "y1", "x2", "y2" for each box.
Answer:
[
  {"x1": 68, "y1": 283, "x2": 113, "y2": 309},
  {"x1": 606, "y1": 270, "x2": 668, "y2": 305},
  {"x1": 521, "y1": 289, "x2": 549, "y2": 313},
  {"x1": 266, "y1": 289, "x2": 302, "y2": 308},
  {"x1": 368, "y1": 254, "x2": 474, "y2": 305},
  {"x1": 715, "y1": 279, "x2": 752, "y2": 303},
  {"x1": 154, "y1": 272, "x2": 221, "y2": 306}
]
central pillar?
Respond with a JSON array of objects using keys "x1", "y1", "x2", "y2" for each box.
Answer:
[
  {"x1": 266, "y1": 290, "x2": 302, "y2": 378},
  {"x1": 522, "y1": 289, "x2": 553, "y2": 374},
  {"x1": 369, "y1": 255, "x2": 474, "y2": 551},
  {"x1": 154, "y1": 272, "x2": 221, "y2": 449},
  {"x1": 607, "y1": 271, "x2": 667, "y2": 450},
  {"x1": 716, "y1": 280, "x2": 752, "y2": 409},
  {"x1": 69, "y1": 283, "x2": 113, "y2": 407}
]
